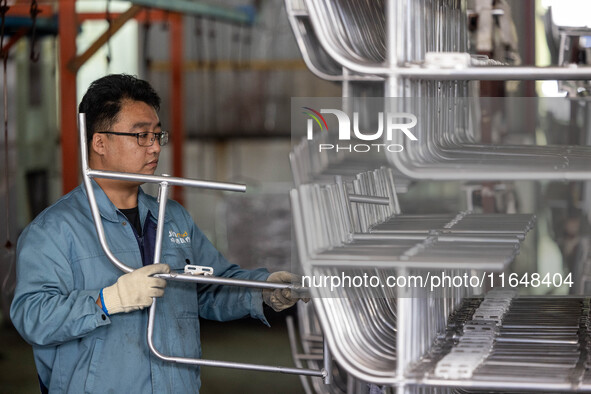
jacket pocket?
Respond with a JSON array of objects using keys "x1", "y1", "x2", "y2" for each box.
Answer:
[
  {"x1": 161, "y1": 247, "x2": 200, "y2": 318},
  {"x1": 84, "y1": 338, "x2": 104, "y2": 394}
]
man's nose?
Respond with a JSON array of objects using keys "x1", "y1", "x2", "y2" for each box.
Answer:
[{"x1": 148, "y1": 138, "x2": 161, "y2": 154}]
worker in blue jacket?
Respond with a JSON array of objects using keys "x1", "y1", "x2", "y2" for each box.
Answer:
[{"x1": 10, "y1": 74, "x2": 301, "y2": 393}]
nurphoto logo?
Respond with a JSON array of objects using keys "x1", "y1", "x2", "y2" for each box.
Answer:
[{"x1": 303, "y1": 107, "x2": 418, "y2": 153}]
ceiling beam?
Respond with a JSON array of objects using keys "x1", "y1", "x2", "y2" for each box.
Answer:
[
  {"x1": 129, "y1": 0, "x2": 255, "y2": 25},
  {"x1": 67, "y1": 4, "x2": 142, "y2": 73}
]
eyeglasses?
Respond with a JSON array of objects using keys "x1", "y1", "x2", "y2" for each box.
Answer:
[{"x1": 97, "y1": 131, "x2": 169, "y2": 147}]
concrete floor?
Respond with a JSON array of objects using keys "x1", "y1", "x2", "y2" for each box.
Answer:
[
  {"x1": 0, "y1": 322, "x2": 38, "y2": 393},
  {"x1": 0, "y1": 309, "x2": 307, "y2": 394}
]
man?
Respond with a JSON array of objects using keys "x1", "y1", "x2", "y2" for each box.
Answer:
[{"x1": 10, "y1": 74, "x2": 302, "y2": 393}]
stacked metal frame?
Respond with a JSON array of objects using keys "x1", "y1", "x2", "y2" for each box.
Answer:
[
  {"x1": 286, "y1": 0, "x2": 591, "y2": 393},
  {"x1": 289, "y1": 165, "x2": 536, "y2": 390},
  {"x1": 289, "y1": 0, "x2": 591, "y2": 181}
]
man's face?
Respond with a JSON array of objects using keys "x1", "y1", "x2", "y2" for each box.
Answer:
[{"x1": 98, "y1": 100, "x2": 162, "y2": 177}]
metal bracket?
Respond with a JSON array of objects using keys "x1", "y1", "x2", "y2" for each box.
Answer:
[{"x1": 184, "y1": 264, "x2": 214, "y2": 276}]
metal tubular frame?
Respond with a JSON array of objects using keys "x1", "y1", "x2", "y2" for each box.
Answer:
[
  {"x1": 78, "y1": 113, "x2": 326, "y2": 380},
  {"x1": 284, "y1": 0, "x2": 384, "y2": 82},
  {"x1": 287, "y1": 1, "x2": 591, "y2": 392},
  {"x1": 288, "y1": 170, "x2": 533, "y2": 386},
  {"x1": 291, "y1": 0, "x2": 591, "y2": 182},
  {"x1": 302, "y1": 0, "x2": 591, "y2": 81},
  {"x1": 348, "y1": 194, "x2": 390, "y2": 205},
  {"x1": 284, "y1": 0, "x2": 591, "y2": 392}
]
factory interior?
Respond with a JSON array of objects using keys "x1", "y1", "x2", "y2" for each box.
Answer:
[{"x1": 2, "y1": 0, "x2": 591, "y2": 393}]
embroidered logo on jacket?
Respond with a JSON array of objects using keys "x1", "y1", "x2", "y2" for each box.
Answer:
[{"x1": 169, "y1": 230, "x2": 191, "y2": 244}]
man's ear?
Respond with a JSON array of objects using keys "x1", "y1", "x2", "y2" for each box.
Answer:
[{"x1": 92, "y1": 132, "x2": 106, "y2": 156}]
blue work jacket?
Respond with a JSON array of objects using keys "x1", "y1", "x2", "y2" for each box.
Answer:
[{"x1": 10, "y1": 180, "x2": 270, "y2": 393}]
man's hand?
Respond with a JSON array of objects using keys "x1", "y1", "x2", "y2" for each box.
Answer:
[
  {"x1": 263, "y1": 271, "x2": 307, "y2": 312},
  {"x1": 100, "y1": 264, "x2": 170, "y2": 315}
]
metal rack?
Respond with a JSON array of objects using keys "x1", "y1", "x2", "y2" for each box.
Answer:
[
  {"x1": 288, "y1": 0, "x2": 591, "y2": 181},
  {"x1": 410, "y1": 292, "x2": 591, "y2": 392},
  {"x1": 289, "y1": 166, "x2": 534, "y2": 388},
  {"x1": 286, "y1": 0, "x2": 591, "y2": 392}
]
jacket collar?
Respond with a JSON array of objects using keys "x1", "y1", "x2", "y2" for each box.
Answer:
[
  {"x1": 82, "y1": 179, "x2": 171, "y2": 224},
  {"x1": 138, "y1": 186, "x2": 172, "y2": 224}
]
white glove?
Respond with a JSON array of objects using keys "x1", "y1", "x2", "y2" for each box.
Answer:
[
  {"x1": 101, "y1": 264, "x2": 170, "y2": 315},
  {"x1": 263, "y1": 271, "x2": 306, "y2": 312}
]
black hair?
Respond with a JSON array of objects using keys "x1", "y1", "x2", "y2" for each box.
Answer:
[{"x1": 78, "y1": 74, "x2": 161, "y2": 142}]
